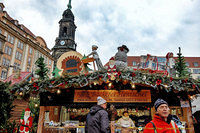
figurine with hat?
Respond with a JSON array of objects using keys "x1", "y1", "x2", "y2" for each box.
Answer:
[
  {"x1": 19, "y1": 107, "x2": 33, "y2": 133},
  {"x1": 166, "y1": 52, "x2": 175, "y2": 76},
  {"x1": 107, "y1": 57, "x2": 118, "y2": 80},
  {"x1": 87, "y1": 45, "x2": 104, "y2": 71},
  {"x1": 114, "y1": 45, "x2": 129, "y2": 71}
]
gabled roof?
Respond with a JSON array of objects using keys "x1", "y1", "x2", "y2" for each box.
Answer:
[
  {"x1": 3, "y1": 11, "x2": 36, "y2": 38},
  {"x1": 4, "y1": 72, "x2": 32, "y2": 86}
]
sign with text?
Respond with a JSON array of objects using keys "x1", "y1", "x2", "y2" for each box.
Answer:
[{"x1": 74, "y1": 90, "x2": 151, "y2": 103}]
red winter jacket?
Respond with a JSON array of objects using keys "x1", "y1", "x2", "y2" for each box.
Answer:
[{"x1": 143, "y1": 115, "x2": 180, "y2": 133}]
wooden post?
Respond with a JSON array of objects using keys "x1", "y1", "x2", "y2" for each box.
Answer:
[
  {"x1": 37, "y1": 106, "x2": 45, "y2": 133},
  {"x1": 110, "y1": 121, "x2": 115, "y2": 133},
  {"x1": 185, "y1": 104, "x2": 195, "y2": 133}
]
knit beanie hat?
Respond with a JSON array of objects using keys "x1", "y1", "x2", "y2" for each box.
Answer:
[
  {"x1": 97, "y1": 96, "x2": 107, "y2": 105},
  {"x1": 154, "y1": 98, "x2": 168, "y2": 111}
]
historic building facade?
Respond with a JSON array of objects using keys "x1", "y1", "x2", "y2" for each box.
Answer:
[
  {"x1": 0, "y1": 3, "x2": 54, "y2": 80},
  {"x1": 127, "y1": 56, "x2": 200, "y2": 79}
]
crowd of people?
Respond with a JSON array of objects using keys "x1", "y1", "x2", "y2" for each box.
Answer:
[{"x1": 84, "y1": 97, "x2": 192, "y2": 133}]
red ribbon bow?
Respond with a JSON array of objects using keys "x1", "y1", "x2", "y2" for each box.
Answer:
[
  {"x1": 156, "y1": 79, "x2": 162, "y2": 85},
  {"x1": 33, "y1": 83, "x2": 39, "y2": 90}
]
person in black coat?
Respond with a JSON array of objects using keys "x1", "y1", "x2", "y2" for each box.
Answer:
[{"x1": 85, "y1": 96, "x2": 110, "y2": 133}]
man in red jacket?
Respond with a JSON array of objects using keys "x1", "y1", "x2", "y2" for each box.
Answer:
[{"x1": 143, "y1": 99, "x2": 180, "y2": 133}]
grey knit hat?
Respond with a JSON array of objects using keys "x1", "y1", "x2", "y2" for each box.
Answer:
[
  {"x1": 154, "y1": 98, "x2": 168, "y2": 110},
  {"x1": 97, "y1": 96, "x2": 107, "y2": 105}
]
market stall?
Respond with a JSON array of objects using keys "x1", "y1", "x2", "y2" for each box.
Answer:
[
  {"x1": 35, "y1": 79, "x2": 197, "y2": 133},
  {"x1": 9, "y1": 46, "x2": 199, "y2": 133}
]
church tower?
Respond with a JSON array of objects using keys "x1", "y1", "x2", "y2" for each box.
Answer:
[{"x1": 52, "y1": 0, "x2": 77, "y2": 65}]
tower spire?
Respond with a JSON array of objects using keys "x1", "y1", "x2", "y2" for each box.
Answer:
[{"x1": 67, "y1": 0, "x2": 72, "y2": 9}]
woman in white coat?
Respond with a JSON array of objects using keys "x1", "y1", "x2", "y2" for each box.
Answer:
[{"x1": 117, "y1": 111, "x2": 136, "y2": 133}]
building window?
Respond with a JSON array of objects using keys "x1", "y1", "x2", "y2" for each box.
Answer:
[
  {"x1": 157, "y1": 57, "x2": 166, "y2": 63},
  {"x1": 14, "y1": 62, "x2": 20, "y2": 71},
  {"x1": 7, "y1": 35, "x2": 10, "y2": 42},
  {"x1": 49, "y1": 60, "x2": 52, "y2": 65},
  {"x1": 27, "y1": 67, "x2": 30, "y2": 72},
  {"x1": 28, "y1": 57, "x2": 31, "y2": 66},
  {"x1": 185, "y1": 62, "x2": 190, "y2": 67},
  {"x1": 193, "y1": 62, "x2": 199, "y2": 67},
  {"x1": 10, "y1": 36, "x2": 14, "y2": 44},
  {"x1": 132, "y1": 61, "x2": 137, "y2": 66},
  {"x1": 188, "y1": 69, "x2": 191, "y2": 73},
  {"x1": 198, "y1": 76, "x2": 200, "y2": 80},
  {"x1": 1, "y1": 71, "x2": 7, "y2": 79},
  {"x1": 16, "y1": 51, "x2": 22, "y2": 60},
  {"x1": 8, "y1": 47, "x2": 12, "y2": 55},
  {"x1": 0, "y1": 41, "x2": 2, "y2": 49},
  {"x1": 29, "y1": 47, "x2": 32, "y2": 54},
  {"x1": 193, "y1": 69, "x2": 200, "y2": 74},
  {"x1": 2, "y1": 58, "x2": 10, "y2": 67},
  {"x1": 45, "y1": 56, "x2": 47, "y2": 64},
  {"x1": 7, "y1": 34, "x2": 15, "y2": 44},
  {"x1": 17, "y1": 41, "x2": 24, "y2": 49},
  {"x1": 4, "y1": 46, "x2": 12, "y2": 56}
]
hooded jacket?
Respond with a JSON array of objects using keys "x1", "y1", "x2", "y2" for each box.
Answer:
[
  {"x1": 85, "y1": 105, "x2": 110, "y2": 133},
  {"x1": 143, "y1": 114, "x2": 180, "y2": 133}
]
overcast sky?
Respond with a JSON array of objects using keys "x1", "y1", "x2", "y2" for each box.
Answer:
[{"x1": 2, "y1": 0, "x2": 200, "y2": 64}]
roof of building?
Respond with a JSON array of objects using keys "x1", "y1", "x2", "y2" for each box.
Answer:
[
  {"x1": 183, "y1": 57, "x2": 200, "y2": 68},
  {"x1": 104, "y1": 56, "x2": 141, "y2": 66},
  {"x1": 104, "y1": 56, "x2": 200, "y2": 69},
  {"x1": 4, "y1": 72, "x2": 32, "y2": 86},
  {"x1": 2, "y1": 11, "x2": 36, "y2": 38},
  {"x1": 127, "y1": 56, "x2": 200, "y2": 68}
]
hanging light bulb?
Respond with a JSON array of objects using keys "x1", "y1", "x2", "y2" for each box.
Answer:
[
  {"x1": 35, "y1": 103, "x2": 38, "y2": 108},
  {"x1": 164, "y1": 84, "x2": 168, "y2": 88},
  {"x1": 19, "y1": 92, "x2": 23, "y2": 96},
  {"x1": 108, "y1": 82, "x2": 112, "y2": 87},
  {"x1": 57, "y1": 89, "x2": 61, "y2": 94},
  {"x1": 94, "y1": 82, "x2": 97, "y2": 86},
  {"x1": 131, "y1": 84, "x2": 135, "y2": 89},
  {"x1": 131, "y1": 82, "x2": 135, "y2": 89}
]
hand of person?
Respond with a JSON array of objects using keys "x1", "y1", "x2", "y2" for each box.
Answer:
[{"x1": 20, "y1": 119, "x2": 23, "y2": 123}]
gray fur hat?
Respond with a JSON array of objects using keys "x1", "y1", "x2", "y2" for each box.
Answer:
[{"x1": 154, "y1": 98, "x2": 168, "y2": 111}]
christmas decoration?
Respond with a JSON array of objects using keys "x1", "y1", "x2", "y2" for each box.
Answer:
[
  {"x1": 80, "y1": 55, "x2": 92, "y2": 74},
  {"x1": 0, "y1": 82, "x2": 15, "y2": 129},
  {"x1": 115, "y1": 45, "x2": 129, "y2": 71},
  {"x1": 20, "y1": 109, "x2": 25, "y2": 119},
  {"x1": 35, "y1": 57, "x2": 49, "y2": 80},
  {"x1": 87, "y1": 45, "x2": 104, "y2": 71},
  {"x1": 19, "y1": 108, "x2": 33, "y2": 133},
  {"x1": 29, "y1": 97, "x2": 40, "y2": 132},
  {"x1": 175, "y1": 47, "x2": 191, "y2": 78},
  {"x1": 33, "y1": 83, "x2": 39, "y2": 90},
  {"x1": 10, "y1": 68, "x2": 200, "y2": 98},
  {"x1": 52, "y1": 66, "x2": 61, "y2": 78},
  {"x1": 145, "y1": 54, "x2": 158, "y2": 70},
  {"x1": 107, "y1": 57, "x2": 118, "y2": 80},
  {"x1": 156, "y1": 79, "x2": 162, "y2": 85},
  {"x1": 166, "y1": 52, "x2": 176, "y2": 77}
]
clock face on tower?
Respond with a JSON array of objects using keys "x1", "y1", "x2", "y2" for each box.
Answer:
[{"x1": 60, "y1": 40, "x2": 65, "y2": 45}]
